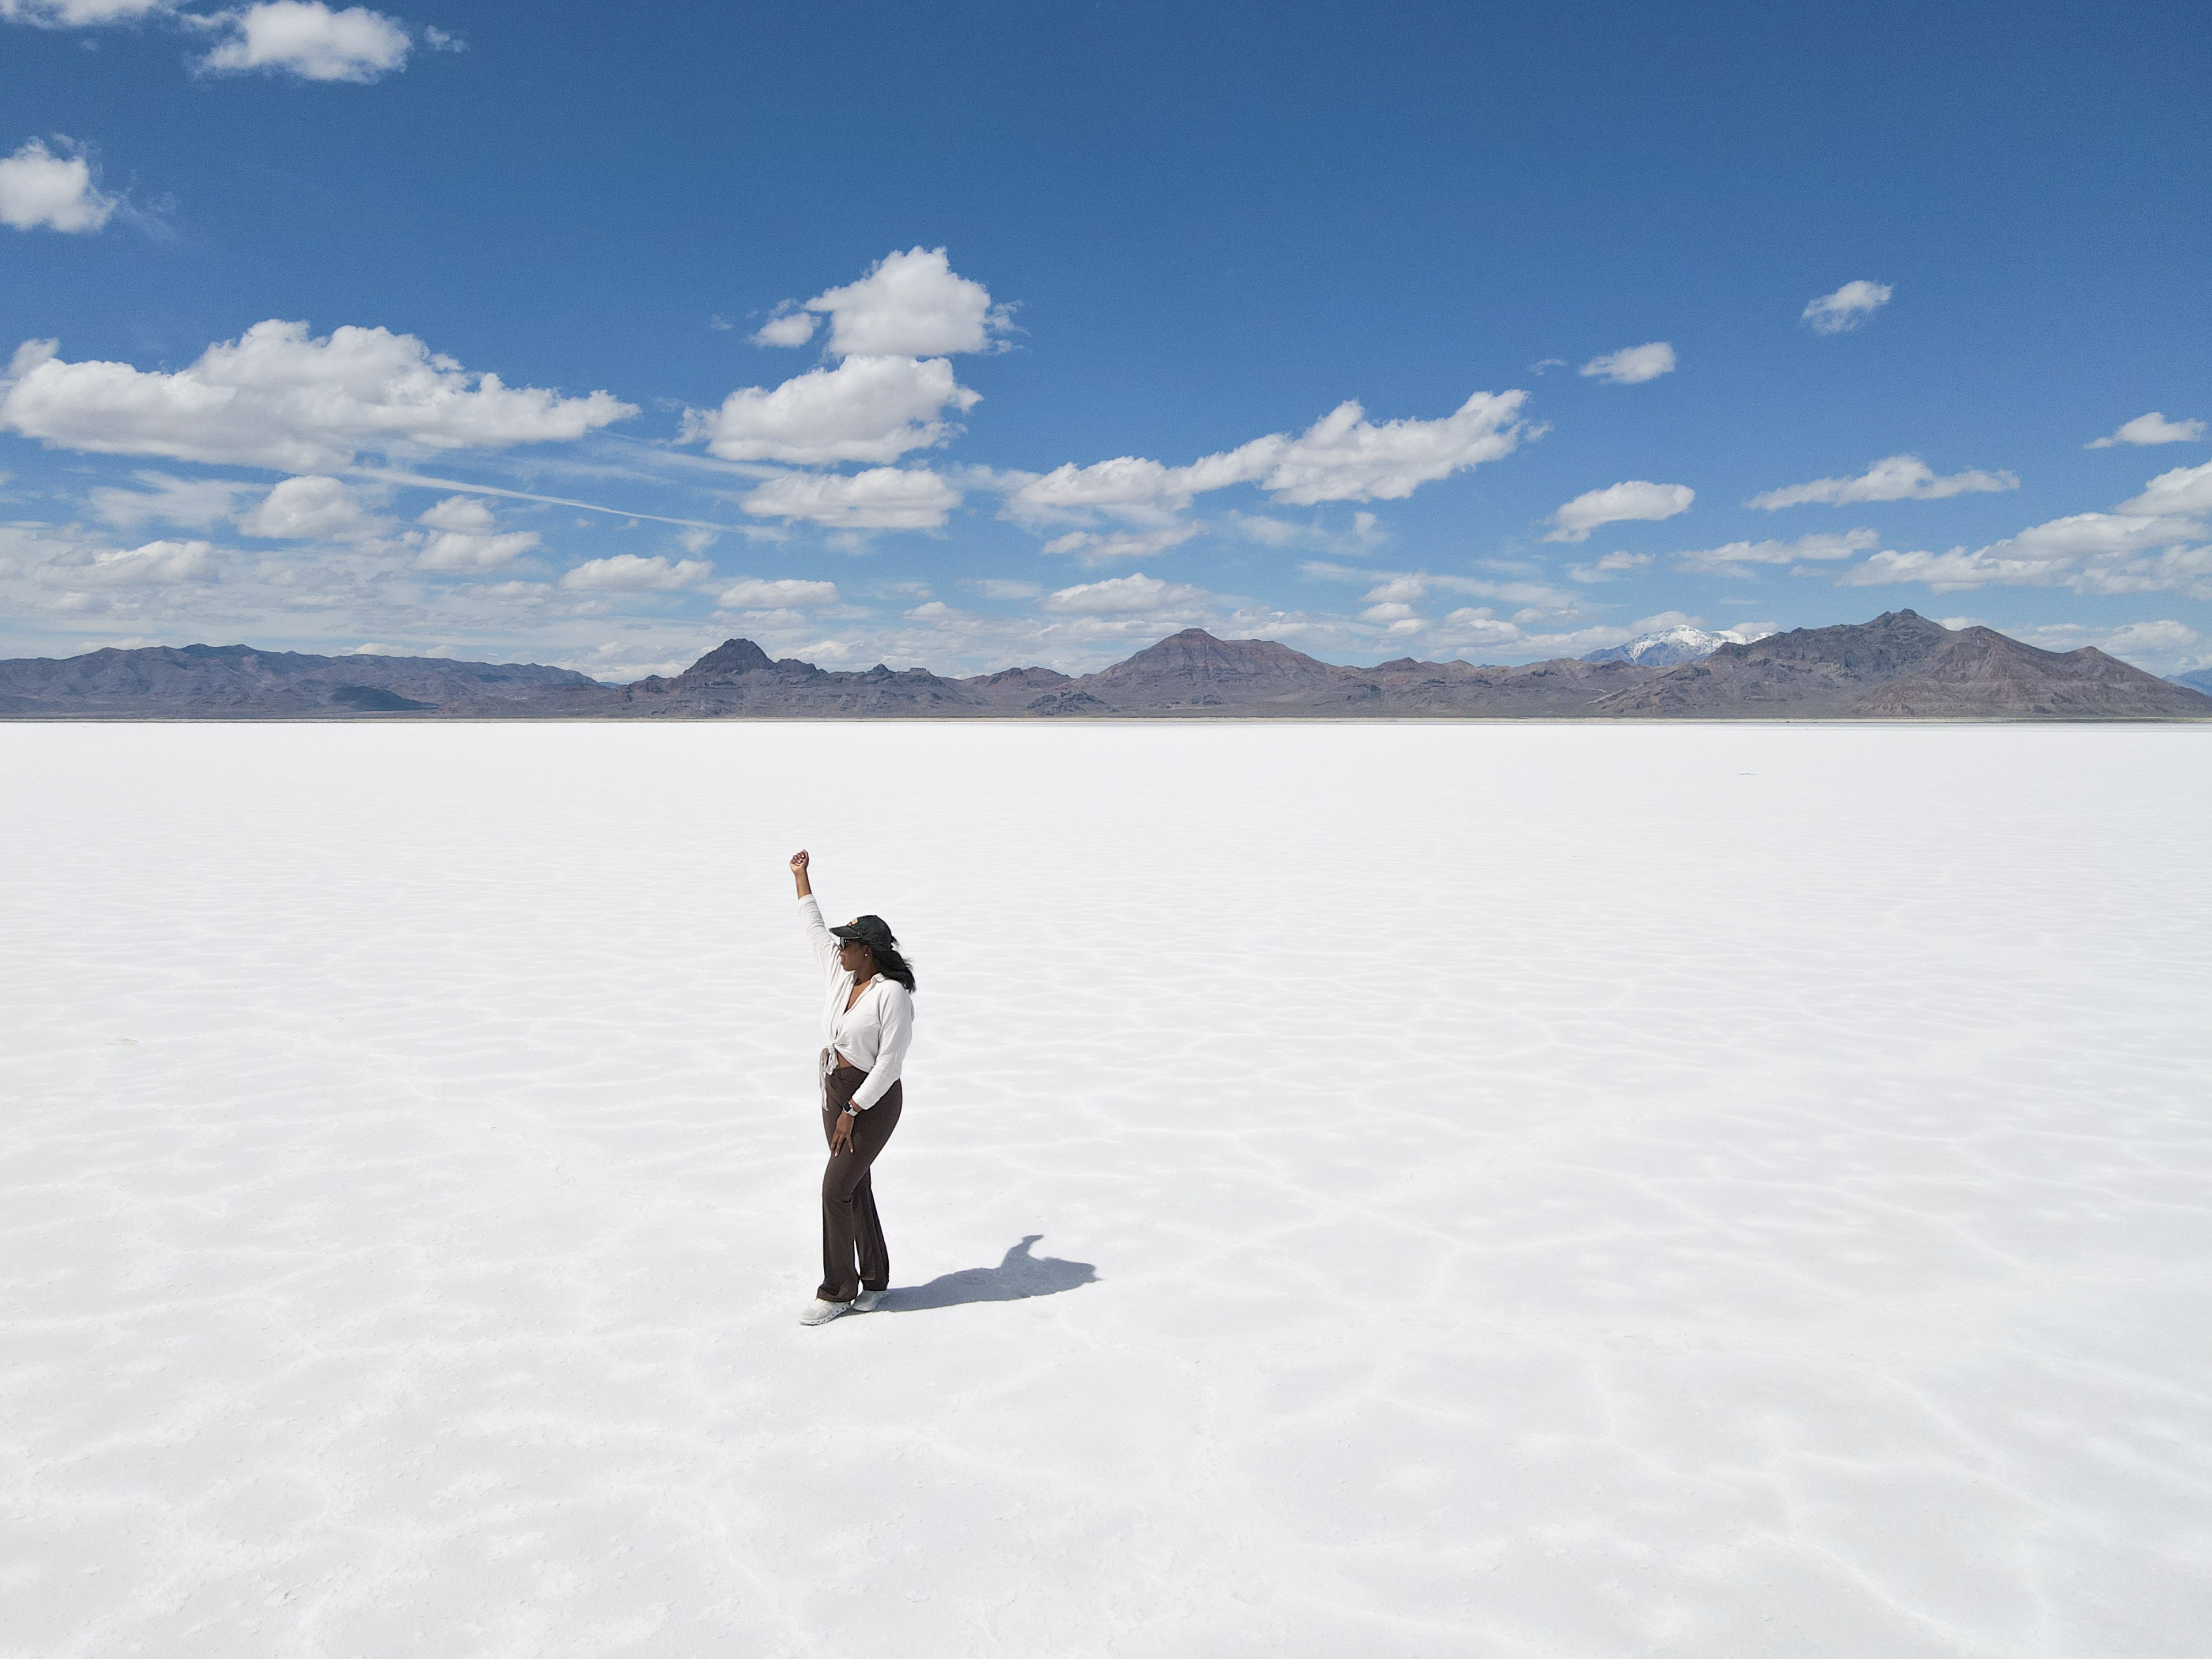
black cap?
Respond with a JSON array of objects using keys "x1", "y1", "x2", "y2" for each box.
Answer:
[{"x1": 830, "y1": 914, "x2": 896, "y2": 952}]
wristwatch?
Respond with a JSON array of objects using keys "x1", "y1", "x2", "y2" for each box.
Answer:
[{"x1": 842, "y1": 1104, "x2": 861, "y2": 1118}]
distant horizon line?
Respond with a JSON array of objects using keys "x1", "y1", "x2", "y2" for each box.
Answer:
[{"x1": 4, "y1": 614, "x2": 1933, "y2": 688}]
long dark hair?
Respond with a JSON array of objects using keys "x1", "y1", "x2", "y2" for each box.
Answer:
[{"x1": 869, "y1": 938, "x2": 917, "y2": 994}]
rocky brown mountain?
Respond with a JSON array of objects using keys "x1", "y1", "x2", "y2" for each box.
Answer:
[
  {"x1": 602, "y1": 641, "x2": 994, "y2": 717},
  {"x1": 0, "y1": 642, "x2": 593, "y2": 717},
  {"x1": 1849, "y1": 627, "x2": 2212, "y2": 718},
  {"x1": 1356, "y1": 655, "x2": 1665, "y2": 715},
  {"x1": 1590, "y1": 609, "x2": 1953, "y2": 716},
  {"x1": 1074, "y1": 629, "x2": 1351, "y2": 709},
  {"x1": 1590, "y1": 610, "x2": 2212, "y2": 719},
  {"x1": 3, "y1": 611, "x2": 2205, "y2": 719},
  {"x1": 1037, "y1": 631, "x2": 1665, "y2": 715}
]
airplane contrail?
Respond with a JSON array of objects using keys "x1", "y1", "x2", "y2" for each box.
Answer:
[{"x1": 349, "y1": 466, "x2": 749, "y2": 534}]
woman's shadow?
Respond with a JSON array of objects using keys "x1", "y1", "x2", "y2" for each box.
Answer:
[{"x1": 881, "y1": 1235, "x2": 1097, "y2": 1312}]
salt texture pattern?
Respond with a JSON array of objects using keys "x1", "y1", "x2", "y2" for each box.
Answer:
[{"x1": 2, "y1": 722, "x2": 2207, "y2": 1658}]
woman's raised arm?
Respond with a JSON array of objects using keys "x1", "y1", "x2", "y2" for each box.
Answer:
[{"x1": 791, "y1": 850, "x2": 841, "y2": 979}]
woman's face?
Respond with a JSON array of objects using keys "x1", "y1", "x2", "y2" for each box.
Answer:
[{"x1": 836, "y1": 938, "x2": 874, "y2": 975}]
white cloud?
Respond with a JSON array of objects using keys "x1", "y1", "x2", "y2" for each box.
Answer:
[
  {"x1": 1221, "y1": 509, "x2": 1382, "y2": 554},
  {"x1": 1747, "y1": 454, "x2": 2018, "y2": 510},
  {"x1": 1802, "y1": 279, "x2": 1892, "y2": 335},
  {"x1": 196, "y1": 3, "x2": 411, "y2": 84},
  {"x1": 752, "y1": 308, "x2": 819, "y2": 349},
  {"x1": 793, "y1": 247, "x2": 1012, "y2": 359},
  {"x1": 1007, "y1": 453, "x2": 1228, "y2": 524},
  {"x1": 2, "y1": 324, "x2": 636, "y2": 471},
  {"x1": 1038, "y1": 525, "x2": 1198, "y2": 563},
  {"x1": 1295, "y1": 565, "x2": 1581, "y2": 632},
  {"x1": 1264, "y1": 392, "x2": 1530, "y2": 505},
  {"x1": 2008, "y1": 513, "x2": 2202, "y2": 569},
  {"x1": 89, "y1": 537, "x2": 213, "y2": 583},
  {"x1": 739, "y1": 467, "x2": 960, "y2": 530},
  {"x1": 559, "y1": 554, "x2": 714, "y2": 592},
  {"x1": 965, "y1": 578, "x2": 1043, "y2": 601},
  {"x1": 237, "y1": 474, "x2": 391, "y2": 540},
  {"x1": 685, "y1": 355, "x2": 978, "y2": 465},
  {"x1": 1543, "y1": 479, "x2": 1694, "y2": 542},
  {"x1": 0, "y1": 524, "x2": 220, "y2": 596},
  {"x1": 1835, "y1": 511, "x2": 2211, "y2": 597},
  {"x1": 410, "y1": 495, "x2": 540, "y2": 571},
  {"x1": 1421, "y1": 608, "x2": 1634, "y2": 658},
  {"x1": 717, "y1": 577, "x2": 839, "y2": 609},
  {"x1": 2088, "y1": 412, "x2": 2205, "y2": 449},
  {"x1": 457, "y1": 581, "x2": 546, "y2": 605},
  {"x1": 1578, "y1": 342, "x2": 1676, "y2": 385},
  {"x1": 0, "y1": 1, "x2": 170, "y2": 22},
  {"x1": 0, "y1": 137, "x2": 118, "y2": 233},
  {"x1": 1433, "y1": 607, "x2": 1525, "y2": 648},
  {"x1": 1041, "y1": 572, "x2": 1213, "y2": 615},
  {"x1": 88, "y1": 471, "x2": 255, "y2": 531},
  {"x1": 2095, "y1": 620, "x2": 2204, "y2": 671},
  {"x1": 418, "y1": 495, "x2": 495, "y2": 531},
  {"x1": 1671, "y1": 529, "x2": 1881, "y2": 573},
  {"x1": 1565, "y1": 550, "x2": 1655, "y2": 584},
  {"x1": 1007, "y1": 390, "x2": 1531, "y2": 524},
  {"x1": 2120, "y1": 458, "x2": 2212, "y2": 518},
  {"x1": 1349, "y1": 571, "x2": 1575, "y2": 611}
]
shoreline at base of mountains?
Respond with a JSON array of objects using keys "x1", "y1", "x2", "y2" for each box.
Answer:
[{"x1": 3, "y1": 611, "x2": 2209, "y2": 722}]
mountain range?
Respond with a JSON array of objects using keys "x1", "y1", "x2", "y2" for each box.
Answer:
[{"x1": 2, "y1": 611, "x2": 2205, "y2": 721}]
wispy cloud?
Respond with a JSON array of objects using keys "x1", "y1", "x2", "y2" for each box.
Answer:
[
  {"x1": 1565, "y1": 550, "x2": 1654, "y2": 584},
  {"x1": 738, "y1": 467, "x2": 960, "y2": 531},
  {"x1": 1670, "y1": 529, "x2": 1880, "y2": 574},
  {"x1": 1543, "y1": 479, "x2": 1694, "y2": 542},
  {"x1": 1005, "y1": 391, "x2": 1533, "y2": 525},
  {"x1": 1746, "y1": 454, "x2": 2016, "y2": 510},
  {"x1": 1801, "y1": 279, "x2": 1892, "y2": 334},
  {"x1": 1578, "y1": 342, "x2": 1676, "y2": 384}
]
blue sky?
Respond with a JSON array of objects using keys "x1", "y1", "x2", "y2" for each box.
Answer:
[{"x1": 3, "y1": 0, "x2": 2208, "y2": 679}]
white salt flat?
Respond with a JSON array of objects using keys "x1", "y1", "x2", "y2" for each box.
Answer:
[{"x1": 2, "y1": 721, "x2": 2207, "y2": 1658}]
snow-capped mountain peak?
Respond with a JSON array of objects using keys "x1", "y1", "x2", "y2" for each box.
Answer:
[{"x1": 1582, "y1": 624, "x2": 1773, "y2": 667}]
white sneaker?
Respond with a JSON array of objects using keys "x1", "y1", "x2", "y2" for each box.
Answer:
[
  {"x1": 800, "y1": 1298, "x2": 852, "y2": 1326},
  {"x1": 851, "y1": 1289, "x2": 884, "y2": 1313}
]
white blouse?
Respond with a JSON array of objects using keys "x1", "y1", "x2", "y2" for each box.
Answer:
[{"x1": 798, "y1": 894, "x2": 914, "y2": 1112}]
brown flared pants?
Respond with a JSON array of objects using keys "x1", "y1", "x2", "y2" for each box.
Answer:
[{"x1": 819, "y1": 1063, "x2": 902, "y2": 1304}]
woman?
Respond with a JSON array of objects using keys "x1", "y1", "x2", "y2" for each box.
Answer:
[{"x1": 789, "y1": 849, "x2": 916, "y2": 1326}]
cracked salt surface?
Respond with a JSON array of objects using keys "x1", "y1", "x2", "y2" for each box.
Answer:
[{"x1": 1, "y1": 722, "x2": 2207, "y2": 1658}]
